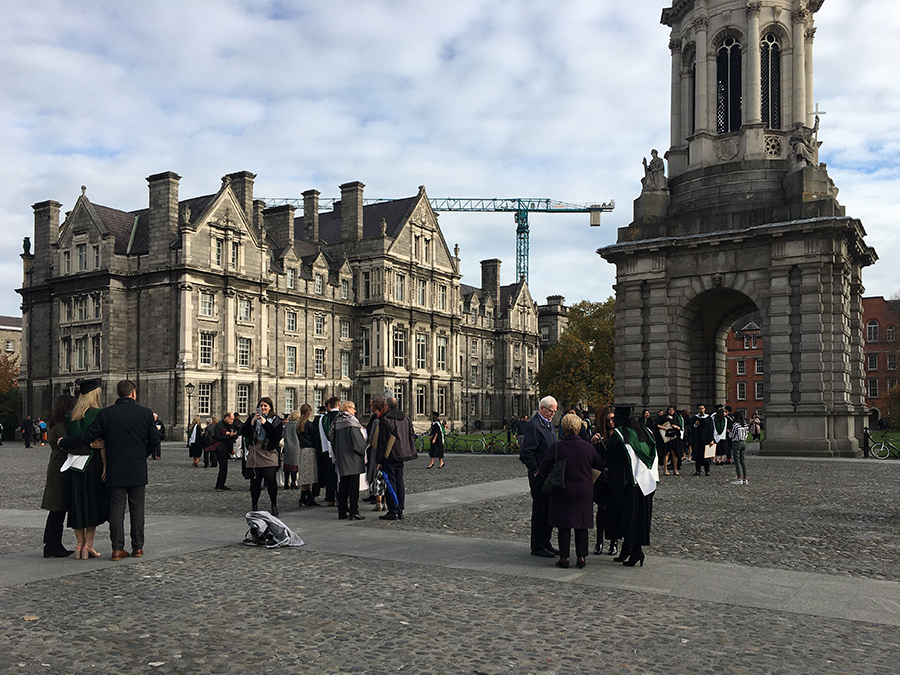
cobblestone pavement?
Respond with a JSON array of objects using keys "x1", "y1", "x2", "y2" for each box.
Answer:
[{"x1": 2, "y1": 442, "x2": 900, "y2": 674}]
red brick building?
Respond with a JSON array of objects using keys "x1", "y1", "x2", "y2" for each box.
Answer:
[
  {"x1": 725, "y1": 298, "x2": 900, "y2": 425},
  {"x1": 726, "y1": 319, "x2": 764, "y2": 418}
]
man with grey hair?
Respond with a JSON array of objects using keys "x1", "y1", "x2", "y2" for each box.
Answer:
[
  {"x1": 375, "y1": 389, "x2": 417, "y2": 520},
  {"x1": 519, "y1": 395, "x2": 560, "y2": 558}
]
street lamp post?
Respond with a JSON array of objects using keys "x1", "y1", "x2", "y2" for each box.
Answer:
[{"x1": 184, "y1": 382, "x2": 195, "y2": 439}]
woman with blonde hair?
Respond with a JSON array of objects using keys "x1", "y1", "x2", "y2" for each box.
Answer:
[
  {"x1": 296, "y1": 404, "x2": 319, "y2": 506},
  {"x1": 281, "y1": 410, "x2": 302, "y2": 490},
  {"x1": 66, "y1": 378, "x2": 108, "y2": 559},
  {"x1": 188, "y1": 415, "x2": 204, "y2": 467}
]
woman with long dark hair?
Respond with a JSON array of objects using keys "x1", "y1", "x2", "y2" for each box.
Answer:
[
  {"x1": 242, "y1": 397, "x2": 283, "y2": 515},
  {"x1": 590, "y1": 405, "x2": 616, "y2": 556},
  {"x1": 40, "y1": 394, "x2": 77, "y2": 557}
]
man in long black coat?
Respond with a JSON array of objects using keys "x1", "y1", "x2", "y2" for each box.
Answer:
[{"x1": 60, "y1": 379, "x2": 157, "y2": 560}]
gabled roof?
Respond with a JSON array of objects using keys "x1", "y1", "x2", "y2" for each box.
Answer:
[
  {"x1": 500, "y1": 281, "x2": 527, "y2": 315},
  {"x1": 89, "y1": 203, "x2": 138, "y2": 255},
  {"x1": 296, "y1": 195, "x2": 421, "y2": 244},
  {"x1": 0, "y1": 315, "x2": 22, "y2": 329}
]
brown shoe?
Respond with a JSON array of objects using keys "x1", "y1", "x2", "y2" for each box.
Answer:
[
  {"x1": 131, "y1": 549, "x2": 144, "y2": 558},
  {"x1": 111, "y1": 550, "x2": 130, "y2": 561}
]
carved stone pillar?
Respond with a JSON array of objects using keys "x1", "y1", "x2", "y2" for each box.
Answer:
[
  {"x1": 792, "y1": 9, "x2": 808, "y2": 127},
  {"x1": 746, "y1": 2, "x2": 762, "y2": 125},
  {"x1": 669, "y1": 37, "x2": 683, "y2": 148},
  {"x1": 805, "y1": 27, "x2": 817, "y2": 127},
  {"x1": 693, "y1": 15, "x2": 710, "y2": 134}
]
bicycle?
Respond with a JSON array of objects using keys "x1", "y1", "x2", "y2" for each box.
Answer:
[
  {"x1": 444, "y1": 429, "x2": 468, "y2": 453},
  {"x1": 414, "y1": 432, "x2": 429, "y2": 452},
  {"x1": 871, "y1": 434, "x2": 900, "y2": 460}
]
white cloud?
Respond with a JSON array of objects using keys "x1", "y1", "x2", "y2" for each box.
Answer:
[{"x1": 0, "y1": 0, "x2": 897, "y2": 319}]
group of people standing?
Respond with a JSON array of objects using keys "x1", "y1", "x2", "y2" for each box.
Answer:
[{"x1": 520, "y1": 397, "x2": 657, "y2": 570}]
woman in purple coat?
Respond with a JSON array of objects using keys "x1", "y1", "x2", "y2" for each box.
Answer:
[{"x1": 539, "y1": 413, "x2": 605, "y2": 569}]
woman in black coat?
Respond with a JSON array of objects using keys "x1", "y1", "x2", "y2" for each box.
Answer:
[{"x1": 539, "y1": 413, "x2": 605, "y2": 569}]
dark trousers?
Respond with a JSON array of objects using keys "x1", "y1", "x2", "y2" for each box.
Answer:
[
  {"x1": 313, "y1": 451, "x2": 336, "y2": 502},
  {"x1": 204, "y1": 450, "x2": 218, "y2": 468},
  {"x1": 109, "y1": 485, "x2": 146, "y2": 552},
  {"x1": 43, "y1": 510, "x2": 67, "y2": 553},
  {"x1": 527, "y1": 471, "x2": 552, "y2": 553},
  {"x1": 381, "y1": 459, "x2": 405, "y2": 515},
  {"x1": 557, "y1": 528, "x2": 588, "y2": 560},
  {"x1": 215, "y1": 449, "x2": 229, "y2": 488},
  {"x1": 250, "y1": 467, "x2": 278, "y2": 510},
  {"x1": 337, "y1": 474, "x2": 361, "y2": 518}
]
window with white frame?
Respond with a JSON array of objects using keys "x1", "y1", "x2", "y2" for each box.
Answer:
[
  {"x1": 486, "y1": 365, "x2": 493, "y2": 387},
  {"x1": 313, "y1": 388, "x2": 323, "y2": 409},
  {"x1": 341, "y1": 351, "x2": 350, "y2": 378},
  {"x1": 236, "y1": 384, "x2": 250, "y2": 415},
  {"x1": 755, "y1": 381, "x2": 764, "y2": 400},
  {"x1": 889, "y1": 326, "x2": 896, "y2": 342},
  {"x1": 237, "y1": 337, "x2": 251, "y2": 367},
  {"x1": 286, "y1": 310, "x2": 297, "y2": 332},
  {"x1": 736, "y1": 359, "x2": 746, "y2": 375},
  {"x1": 888, "y1": 378, "x2": 899, "y2": 391},
  {"x1": 285, "y1": 387, "x2": 296, "y2": 414},
  {"x1": 231, "y1": 241, "x2": 240, "y2": 270},
  {"x1": 395, "y1": 274, "x2": 405, "y2": 302},
  {"x1": 314, "y1": 348, "x2": 325, "y2": 376},
  {"x1": 868, "y1": 354, "x2": 878, "y2": 371},
  {"x1": 341, "y1": 278, "x2": 349, "y2": 300},
  {"x1": 4, "y1": 340, "x2": 13, "y2": 352},
  {"x1": 424, "y1": 239, "x2": 430, "y2": 263},
  {"x1": 437, "y1": 386, "x2": 447, "y2": 416},
  {"x1": 214, "y1": 239, "x2": 223, "y2": 267},
  {"x1": 200, "y1": 332, "x2": 214, "y2": 366},
  {"x1": 541, "y1": 326, "x2": 550, "y2": 342},
  {"x1": 362, "y1": 327, "x2": 371, "y2": 367},
  {"x1": 393, "y1": 329, "x2": 406, "y2": 368},
  {"x1": 867, "y1": 320, "x2": 879, "y2": 343},
  {"x1": 75, "y1": 297, "x2": 87, "y2": 321},
  {"x1": 438, "y1": 284, "x2": 447, "y2": 310},
  {"x1": 200, "y1": 292, "x2": 214, "y2": 317},
  {"x1": 417, "y1": 279, "x2": 427, "y2": 306},
  {"x1": 436, "y1": 336, "x2": 447, "y2": 370},
  {"x1": 314, "y1": 315, "x2": 325, "y2": 336},
  {"x1": 92, "y1": 295, "x2": 101, "y2": 319},
  {"x1": 743, "y1": 335, "x2": 750, "y2": 349},
  {"x1": 198, "y1": 383, "x2": 211, "y2": 415},
  {"x1": 471, "y1": 364, "x2": 478, "y2": 386},
  {"x1": 514, "y1": 343, "x2": 520, "y2": 358},
  {"x1": 755, "y1": 358, "x2": 763, "y2": 374},
  {"x1": 868, "y1": 379, "x2": 879, "y2": 399},
  {"x1": 63, "y1": 251, "x2": 71, "y2": 274},
  {"x1": 394, "y1": 383, "x2": 404, "y2": 411},
  {"x1": 286, "y1": 345, "x2": 297, "y2": 374},
  {"x1": 737, "y1": 381, "x2": 747, "y2": 400},
  {"x1": 414, "y1": 236, "x2": 420, "y2": 260},
  {"x1": 471, "y1": 338, "x2": 477, "y2": 355},
  {"x1": 61, "y1": 337, "x2": 72, "y2": 370},
  {"x1": 92, "y1": 335, "x2": 100, "y2": 368},
  {"x1": 341, "y1": 320, "x2": 350, "y2": 339},
  {"x1": 77, "y1": 244, "x2": 87, "y2": 271},
  {"x1": 238, "y1": 298, "x2": 252, "y2": 322},
  {"x1": 486, "y1": 341, "x2": 493, "y2": 358},
  {"x1": 416, "y1": 385, "x2": 426, "y2": 416},
  {"x1": 889, "y1": 355, "x2": 897, "y2": 371},
  {"x1": 314, "y1": 274, "x2": 324, "y2": 295},
  {"x1": 287, "y1": 268, "x2": 295, "y2": 289},
  {"x1": 416, "y1": 334, "x2": 427, "y2": 369},
  {"x1": 362, "y1": 271, "x2": 371, "y2": 299},
  {"x1": 484, "y1": 395, "x2": 491, "y2": 417},
  {"x1": 93, "y1": 245, "x2": 100, "y2": 269}
]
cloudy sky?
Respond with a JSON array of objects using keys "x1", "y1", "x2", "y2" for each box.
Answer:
[{"x1": 1, "y1": 0, "x2": 897, "y2": 318}]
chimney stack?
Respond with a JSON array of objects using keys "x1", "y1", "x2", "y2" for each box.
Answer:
[
  {"x1": 303, "y1": 189, "x2": 320, "y2": 242},
  {"x1": 31, "y1": 200, "x2": 61, "y2": 283},
  {"x1": 480, "y1": 258, "x2": 502, "y2": 313},
  {"x1": 224, "y1": 171, "x2": 256, "y2": 221},
  {"x1": 147, "y1": 171, "x2": 181, "y2": 262},
  {"x1": 264, "y1": 204, "x2": 295, "y2": 251},
  {"x1": 340, "y1": 181, "x2": 365, "y2": 242}
]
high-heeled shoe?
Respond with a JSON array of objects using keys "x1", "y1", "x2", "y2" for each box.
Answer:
[
  {"x1": 576, "y1": 557, "x2": 586, "y2": 569},
  {"x1": 75, "y1": 544, "x2": 86, "y2": 560},
  {"x1": 607, "y1": 541, "x2": 619, "y2": 557},
  {"x1": 613, "y1": 544, "x2": 631, "y2": 563},
  {"x1": 85, "y1": 544, "x2": 101, "y2": 558},
  {"x1": 555, "y1": 558, "x2": 570, "y2": 569},
  {"x1": 592, "y1": 541, "x2": 603, "y2": 555},
  {"x1": 623, "y1": 549, "x2": 645, "y2": 567}
]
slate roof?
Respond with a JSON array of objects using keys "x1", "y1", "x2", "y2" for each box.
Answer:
[
  {"x1": 90, "y1": 203, "x2": 141, "y2": 255},
  {"x1": 0, "y1": 315, "x2": 22, "y2": 329},
  {"x1": 294, "y1": 196, "x2": 420, "y2": 244}
]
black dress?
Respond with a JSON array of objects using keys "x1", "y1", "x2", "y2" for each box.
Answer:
[
  {"x1": 605, "y1": 422, "x2": 654, "y2": 546},
  {"x1": 429, "y1": 421, "x2": 444, "y2": 459},
  {"x1": 66, "y1": 409, "x2": 108, "y2": 529}
]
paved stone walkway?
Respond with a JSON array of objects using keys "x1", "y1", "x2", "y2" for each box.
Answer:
[{"x1": 2, "y1": 442, "x2": 899, "y2": 673}]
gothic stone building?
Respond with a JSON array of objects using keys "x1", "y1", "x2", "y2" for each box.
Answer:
[{"x1": 19, "y1": 171, "x2": 541, "y2": 438}]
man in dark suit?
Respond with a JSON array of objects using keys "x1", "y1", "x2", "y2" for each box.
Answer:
[
  {"x1": 60, "y1": 379, "x2": 158, "y2": 560},
  {"x1": 519, "y1": 395, "x2": 560, "y2": 558}
]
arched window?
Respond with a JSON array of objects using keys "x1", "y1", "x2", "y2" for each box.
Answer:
[
  {"x1": 761, "y1": 33, "x2": 781, "y2": 129},
  {"x1": 690, "y1": 58, "x2": 697, "y2": 134},
  {"x1": 717, "y1": 37, "x2": 742, "y2": 133},
  {"x1": 867, "y1": 320, "x2": 879, "y2": 343}
]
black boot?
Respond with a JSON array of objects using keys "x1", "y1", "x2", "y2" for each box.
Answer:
[
  {"x1": 613, "y1": 541, "x2": 631, "y2": 563},
  {"x1": 623, "y1": 545, "x2": 645, "y2": 567},
  {"x1": 299, "y1": 490, "x2": 310, "y2": 507},
  {"x1": 270, "y1": 501, "x2": 279, "y2": 517},
  {"x1": 592, "y1": 538, "x2": 603, "y2": 555}
]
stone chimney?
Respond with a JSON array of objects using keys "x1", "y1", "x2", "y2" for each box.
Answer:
[
  {"x1": 31, "y1": 200, "x2": 61, "y2": 284},
  {"x1": 480, "y1": 258, "x2": 501, "y2": 313},
  {"x1": 224, "y1": 171, "x2": 256, "y2": 221},
  {"x1": 264, "y1": 204, "x2": 295, "y2": 251},
  {"x1": 303, "y1": 189, "x2": 320, "y2": 242},
  {"x1": 340, "y1": 181, "x2": 365, "y2": 242},
  {"x1": 147, "y1": 171, "x2": 181, "y2": 261}
]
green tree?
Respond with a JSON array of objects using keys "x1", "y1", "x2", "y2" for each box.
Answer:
[
  {"x1": 0, "y1": 352, "x2": 19, "y2": 441},
  {"x1": 536, "y1": 298, "x2": 615, "y2": 411},
  {"x1": 884, "y1": 384, "x2": 900, "y2": 430}
]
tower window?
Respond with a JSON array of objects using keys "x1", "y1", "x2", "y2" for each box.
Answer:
[
  {"x1": 761, "y1": 34, "x2": 781, "y2": 130},
  {"x1": 716, "y1": 37, "x2": 742, "y2": 134}
]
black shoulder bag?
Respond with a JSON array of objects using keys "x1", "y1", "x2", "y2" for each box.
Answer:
[{"x1": 542, "y1": 442, "x2": 566, "y2": 496}]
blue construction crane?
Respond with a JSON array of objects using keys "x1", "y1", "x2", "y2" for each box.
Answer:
[{"x1": 260, "y1": 196, "x2": 614, "y2": 284}]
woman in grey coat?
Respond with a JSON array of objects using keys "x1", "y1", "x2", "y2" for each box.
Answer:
[
  {"x1": 282, "y1": 410, "x2": 302, "y2": 490},
  {"x1": 330, "y1": 401, "x2": 367, "y2": 521}
]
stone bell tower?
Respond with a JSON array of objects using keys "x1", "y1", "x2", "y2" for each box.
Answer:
[{"x1": 598, "y1": 0, "x2": 877, "y2": 457}]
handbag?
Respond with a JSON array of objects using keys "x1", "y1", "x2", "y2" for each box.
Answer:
[{"x1": 542, "y1": 443, "x2": 566, "y2": 496}]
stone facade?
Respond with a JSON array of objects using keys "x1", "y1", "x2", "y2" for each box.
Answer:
[
  {"x1": 18, "y1": 173, "x2": 542, "y2": 438},
  {"x1": 0, "y1": 316, "x2": 22, "y2": 366},
  {"x1": 598, "y1": 1, "x2": 876, "y2": 456}
]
